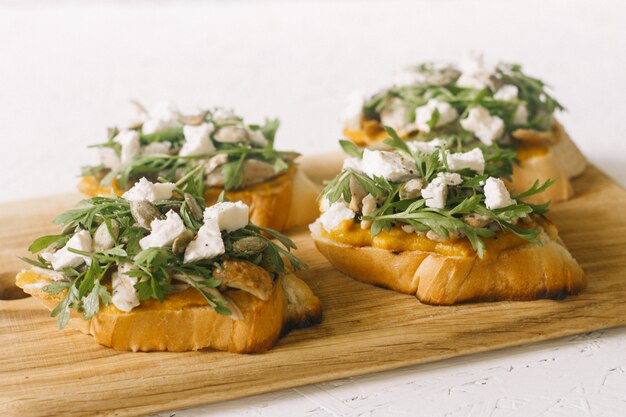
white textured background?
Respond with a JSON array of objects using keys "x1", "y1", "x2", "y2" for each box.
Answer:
[
  {"x1": 1, "y1": 1, "x2": 626, "y2": 416},
  {"x1": 0, "y1": 0, "x2": 625, "y2": 203}
]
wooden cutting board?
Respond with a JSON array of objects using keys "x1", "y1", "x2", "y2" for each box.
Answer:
[{"x1": 1, "y1": 165, "x2": 625, "y2": 417}]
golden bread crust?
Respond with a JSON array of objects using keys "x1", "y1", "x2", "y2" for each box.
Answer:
[
  {"x1": 311, "y1": 217, "x2": 585, "y2": 305},
  {"x1": 16, "y1": 271, "x2": 321, "y2": 353},
  {"x1": 78, "y1": 166, "x2": 319, "y2": 231},
  {"x1": 510, "y1": 122, "x2": 586, "y2": 204}
]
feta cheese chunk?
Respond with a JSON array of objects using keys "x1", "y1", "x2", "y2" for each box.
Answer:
[
  {"x1": 114, "y1": 130, "x2": 141, "y2": 164},
  {"x1": 142, "y1": 101, "x2": 180, "y2": 134},
  {"x1": 212, "y1": 108, "x2": 238, "y2": 121},
  {"x1": 183, "y1": 220, "x2": 225, "y2": 263},
  {"x1": 446, "y1": 148, "x2": 485, "y2": 174},
  {"x1": 203, "y1": 201, "x2": 249, "y2": 232},
  {"x1": 50, "y1": 230, "x2": 93, "y2": 271},
  {"x1": 318, "y1": 201, "x2": 355, "y2": 232},
  {"x1": 415, "y1": 99, "x2": 459, "y2": 133},
  {"x1": 180, "y1": 123, "x2": 216, "y2": 156},
  {"x1": 98, "y1": 147, "x2": 121, "y2": 170},
  {"x1": 122, "y1": 177, "x2": 176, "y2": 202},
  {"x1": 142, "y1": 141, "x2": 171, "y2": 156},
  {"x1": 494, "y1": 85, "x2": 519, "y2": 101},
  {"x1": 380, "y1": 99, "x2": 410, "y2": 134},
  {"x1": 436, "y1": 172, "x2": 463, "y2": 186},
  {"x1": 342, "y1": 91, "x2": 366, "y2": 130},
  {"x1": 342, "y1": 156, "x2": 363, "y2": 172},
  {"x1": 111, "y1": 264, "x2": 141, "y2": 313},
  {"x1": 456, "y1": 51, "x2": 494, "y2": 90},
  {"x1": 484, "y1": 177, "x2": 516, "y2": 209},
  {"x1": 460, "y1": 106, "x2": 505, "y2": 145},
  {"x1": 407, "y1": 138, "x2": 446, "y2": 155},
  {"x1": 361, "y1": 149, "x2": 417, "y2": 182},
  {"x1": 421, "y1": 177, "x2": 448, "y2": 209},
  {"x1": 139, "y1": 210, "x2": 186, "y2": 249}
]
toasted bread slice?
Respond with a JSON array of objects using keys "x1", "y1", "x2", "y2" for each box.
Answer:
[
  {"x1": 509, "y1": 121, "x2": 587, "y2": 204},
  {"x1": 16, "y1": 270, "x2": 321, "y2": 353},
  {"x1": 78, "y1": 167, "x2": 320, "y2": 232},
  {"x1": 311, "y1": 216, "x2": 584, "y2": 305}
]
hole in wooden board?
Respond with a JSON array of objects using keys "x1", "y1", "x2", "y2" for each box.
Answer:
[
  {"x1": 0, "y1": 254, "x2": 30, "y2": 300},
  {"x1": 0, "y1": 271, "x2": 29, "y2": 300}
]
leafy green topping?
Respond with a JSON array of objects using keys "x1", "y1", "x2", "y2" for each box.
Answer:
[
  {"x1": 360, "y1": 60, "x2": 564, "y2": 140},
  {"x1": 83, "y1": 110, "x2": 297, "y2": 191},
  {"x1": 22, "y1": 175, "x2": 305, "y2": 329},
  {"x1": 322, "y1": 130, "x2": 553, "y2": 258}
]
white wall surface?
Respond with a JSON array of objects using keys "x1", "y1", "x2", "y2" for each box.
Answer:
[{"x1": 0, "y1": 0, "x2": 625, "y2": 203}]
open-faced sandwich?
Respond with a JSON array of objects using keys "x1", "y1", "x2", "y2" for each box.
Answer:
[
  {"x1": 310, "y1": 130, "x2": 584, "y2": 305},
  {"x1": 79, "y1": 101, "x2": 320, "y2": 231},
  {"x1": 341, "y1": 52, "x2": 586, "y2": 204},
  {"x1": 17, "y1": 174, "x2": 321, "y2": 353}
]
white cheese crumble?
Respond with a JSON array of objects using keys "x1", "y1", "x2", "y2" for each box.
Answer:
[
  {"x1": 446, "y1": 148, "x2": 485, "y2": 174},
  {"x1": 361, "y1": 149, "x2": 417, "y2": 182},
  {"x1": 111, "y1": 264, "x2": 140, "y2": 313},
  {"x1": 98, "y1": 147, "x2": 121, "y2": 170},
  {"x1": 139, "y1": 210, "x2": 186, "y2": 249},
  {"x1": 420, "y1": 172, "x2": 462, "y2": 209},
  {"x1": 380, "y1": 99, "x2": 410, "y2": 134},
  {"x1": 50, "y1": 230, "x2": 93, "y2": 271},
  {"x1": 142, "y1": 101, "x2": 180, "y2": 135},
  {"x1": 460, "y1": 106, "x2": 505, "y2": 145},
  {"x1": 456, "y1": 51, "x2": 494, "y2": 90},
  {"x1": 122, "y1": 177, "x2": 176, "y2": 202},
  {"x1": 342, "y1": 91, "x2": 366, "y2": 130},
  {"x1": 184, "y1": 220, "x2": 225, "y2": 263},
  {"x1": 420, "y1": 177, "x2": 448, "y2": 209},
  {"x1": 180, "y1": 123, "x2": 216, "y2": 156},
  {"x1": 392, "y1": 68, "x2": 424, "y2": 87},
  {"x1": 494, "y1": 84, "x2": 519, "y2": 101},
  {"x1": 414, "y1": 99, "x2": 459, "y2": 133},
  {"x1": 203, "y1": 201, "x2": 249, "y2": 232},
  {"x1": 318, "y1": 201, "x2": 355, "y2": 232},
  {"x1": 114, "y1": 130, "x2": 141, "y2": 164},
  {"x1": 484, "y1": 177, "x2": 516, "y2": 209},
  {"x1": 141, "y1": 141, "x2": 171, "y2": 156},
  {"x1": 212, "y1": 108, "x2": 238, "y2": 121},
  {"x1": 406, "y1": 138, "x2": 446, "y2": 155},
  {"x1": 342, "y1": 156, "x2": 363, "y2": 172},
  {"x1": 437, "y1": 172, "x2": 463, "y2": 186}
]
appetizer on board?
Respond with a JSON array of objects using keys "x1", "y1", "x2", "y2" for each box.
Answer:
[
  {"x1": 79, "y1": 102, "x2": 320, "y2": 231},
  {"x1": 17, "y1": 176, "x2": 321, "y2": 353},
  {"x1": 341, "y1": 53, "x2": 586, "y2": 204},
  {"x1": 310, "y1": 131, "x2": 584, "y2": 305}
]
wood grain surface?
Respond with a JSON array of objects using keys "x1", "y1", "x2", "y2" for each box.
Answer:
[{"x1": 1, "y1": 165, "x2": 625, "y2": 417}]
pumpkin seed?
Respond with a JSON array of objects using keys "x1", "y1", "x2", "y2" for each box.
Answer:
[
  {"x1": 172, "y1": 229, "x2": 195, "y2": 254},
  {"x1": 184, "y1": 193, "x2": 203, "y2": 221},
  {"x1": 93, "y1": 220, "x2": 119, "y2": 252},
  {"x1": 130, "y1": 200, "x2": 162, "y2": 230},
  {"x1": 232, "y1": 236, "x2": 268, "y2": 254}
]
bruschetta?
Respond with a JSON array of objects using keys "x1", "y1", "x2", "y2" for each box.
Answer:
[
  {"x1": 79, "y1": 102, "x2": 320, "y2": 231},
  {"x1": 341, "y1": 53, "x2": 586, "y2": 203},
  {"x1": 310, "y1": 131, "x2": 584, "y2": 304},
  {"x1": 18, "y1": 177, "x2": 321, "y2": 353}
]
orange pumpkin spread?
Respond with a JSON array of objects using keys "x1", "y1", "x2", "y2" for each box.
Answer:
[{"x1": 321, "y1": 220, "x2": 528, "y2": 261}]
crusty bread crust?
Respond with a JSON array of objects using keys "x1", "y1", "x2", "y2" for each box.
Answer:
[
  {"x1": 510, "y1": 122, "x2": 587, "y2": 204},
  {"x1": 311, "y1": 217, "x2": 585, "y2": 305},
  {"x1": 78, "y1": 166, "x2": 320, "y2": 232},
  {"x1": 16, "y1": 271, "x2": 321, "y2": 353}
]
